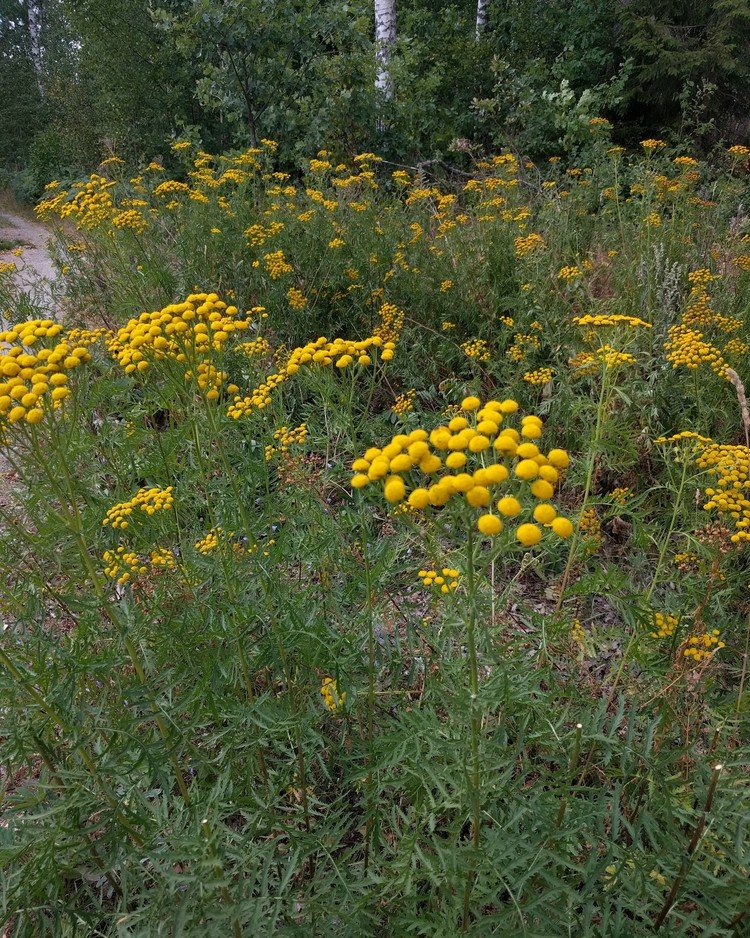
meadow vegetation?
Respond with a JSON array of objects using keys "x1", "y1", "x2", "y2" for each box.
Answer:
[{"x1": 0, "y1": 129, "x2": 749, "y2": 934}]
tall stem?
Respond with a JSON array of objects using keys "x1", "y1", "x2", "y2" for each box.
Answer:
[
  {"x1": 653, "y1": 764, "x2": 723, "y2": 931},
  {"x1": 362, "y1": 515, "x2": 377, "y2": 872},
  {"x1": 555, "y1": 365, "x2": 610, "y2": 613},
  {"x1": 462, "y1": 523, "x2": 481, "y2": 930}
]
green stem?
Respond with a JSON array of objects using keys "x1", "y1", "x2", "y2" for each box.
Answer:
[
  {"x1": 461, "y1": 523, "x2": 481, "y2": 930},
  {"x1": 554, "y1": 364, "x2": 610, "y2": 614},
  {"x1": 653, "y1": 764, "x2": 723, "y2": 932}
]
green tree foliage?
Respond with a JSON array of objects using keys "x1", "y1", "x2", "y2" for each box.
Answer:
[
  {"x1": 4, "y1": 0, "x2": 750, "y2": 195},
  {"x1": 51, "y1": 0, "x2": 207, "y2": 159},
  {"x1": 154, "y1": 0, "x2": 374, "y2": 161},
  {"x1": 618, "y1": 0, "x2": 750, "y2": 136},
  {"x1": 0, "y1": 0, "x2": 45, "y2": 170}
]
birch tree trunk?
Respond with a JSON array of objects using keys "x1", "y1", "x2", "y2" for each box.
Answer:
[
  {"x1": 26, "y1": 0, "x2": 44, "y2": 96},
  {"x1": 374, "y1": 0, "x2": 396, "y2": 101},
  {"x1": 475, "y1": 0, "x2": 489, "y2": 40}
]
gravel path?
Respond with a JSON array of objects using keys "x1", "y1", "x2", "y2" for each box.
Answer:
[{"x1": 0, "y1": 208, "x2": 58, "y2": 313}]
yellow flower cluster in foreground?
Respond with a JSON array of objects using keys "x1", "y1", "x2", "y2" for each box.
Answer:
[
  {"x1": 108, "y1": 292, "x2": 250, "y2": 376},
  {"x1": 350, "y1": 395, "x2": 574, "y2": 544},
  {"x1": 103, "y1": 486, "x2": 174, "y2": 529},
  {"x1": 0, "y1": 320, "x2": 89, "y2": 430}
]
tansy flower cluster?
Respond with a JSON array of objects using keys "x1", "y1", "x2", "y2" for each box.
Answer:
[
  {"x1": 108, "y1": 293, "x2": 250, "y2": 377},
  {"x1": 684, "y1": 630, "x2": 725, "y2": 663},
  {"x1": 287, "y1": 288, "x2": 308, "y2": 310},
  {"x1": 36, "y1": 173, "x2": 115, "y2": 229},
  {"x1": 67, "y1": 327, "x2": 111, "y2": 347},
  {"x1": 514, "y1": 233, "x2": 546, "y2": 257},
  {"x1": 523, "y1": 367, "x2": 554, "y2": 386},
  {"x1": 0, "y1": 321, "x2": 89, "y2": 430},
  {"x1": 183, "y1": 360, "x2": 238, "y2": 401},
  {"x1": 665, "y1": 325, "x2": 727, "y2": 376},
  {"x1": 682, "y1": 271, "x2": 739, "y2": 334},
  {"x1": 245, "y1": 221, "x2": 284, "y2": 246},
  {"x1": 264, "y1": 423, "x2": 308, "y2": 460},
  {"x1": 112, "y1": 209, "x2": 147, "y2": 234},
  {"x1": 593, "y1": 345, "x2": 637, "y2": 368},
  {"x1": 558, "y1": 265, "x2": 583, "y2": 283},
  {"x1": 102, "y1": 547, "x2": 147, "y2": 584},
  {"x1": 461, "y1": 339, "x2": 490, "y2": 361},
  {"x1": 240, "y1": 336, "x2": 271, "y2": 358},
  {"x1": 507, "y1": 331, "x2": 541, "y2": 363},
  {"x1": 697, "y1": 443, "x2": 750, "y2": 542},
  {"x1": 656, "y1": 433, "x2": 750, "y2": 542},
  {"x1": 573, "y1": 314, "x2": 652, "y2": 330},
  {"x1": 263, "y1": 250, "x2": 293, "y2": 279},
  {"x1": 374, "y1": 302, "x2": 405, "y2": 345},
  {"x1": 102, "y1": 486, "x2": 174, "y2": 529},
  {"x1": 651, "y1": 612, "x2": 678, "y2": 639},
  {"x1": 578, "y1": 508, "x2": 602, "y2": 553},
  {"x1": 320, "y1": 677, "x2": 346, "y2": 713},
  {"x1": 228, "y1": 333, "x2": 393, "y2": 418},
  {"x1": 350, "y1": 395, "x2": 574, "y2": 545},
  {"x1": 392, "y1": 389, "x2": 415, "y2": 416},
  {"x1": 150, "y1": 547, "x2": 177, "y2": 568},
  {"x1": 674, "y1": 550, "x2": 699, "y2": 572},
  {"x1": 663, "y1": 271, "x2": 742, "y2": 378},
  {"x1": 418, "y1": 567, "x2": 459, "y2": 593},
  {"x1": 194, "y1": 526, "x2": 254, "y2": 556}
]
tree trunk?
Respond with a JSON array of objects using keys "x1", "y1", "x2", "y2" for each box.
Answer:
[
  {"x1": 476, "y1": 0, "x2": 489, "y2": 40},
  {"x1": 374, "y1": 0, "x2": 396, "y2": 101},
  {"x1": 26, "y1": 0, "x2": 44, "y2": 96}
]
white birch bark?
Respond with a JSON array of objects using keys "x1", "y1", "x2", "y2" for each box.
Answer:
[
  {"x1": 475, "y1": 0, "x2": 489, "y2": 40},
  {"x1": 26, "y1": 0, "x2": 44, "y2": 95},
  {"x1": 375, "y1": 0, "x2": 396, "y2": 101}
]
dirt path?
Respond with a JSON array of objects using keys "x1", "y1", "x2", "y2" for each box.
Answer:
[{"x1": 0, "y1": 208, "x2": 57, "y2": 289}]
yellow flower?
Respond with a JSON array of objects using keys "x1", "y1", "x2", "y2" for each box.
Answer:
[
  {"x1": 516, "y1": 523, "x2": 542, "y2": 547},
  {"x1": 477, "y1": 514, "x2": 502, "y2": 536},
  {"x1": 321, "y1": 677, "x2": 346, "y2": 712},
  {"x1": 551, "y1": 517, "x2": 573, "y2": 538}
]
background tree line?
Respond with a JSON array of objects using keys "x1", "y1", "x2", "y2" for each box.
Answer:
[{"x1": 2, "y1": 0, "x2": 750, "y2": 197}]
